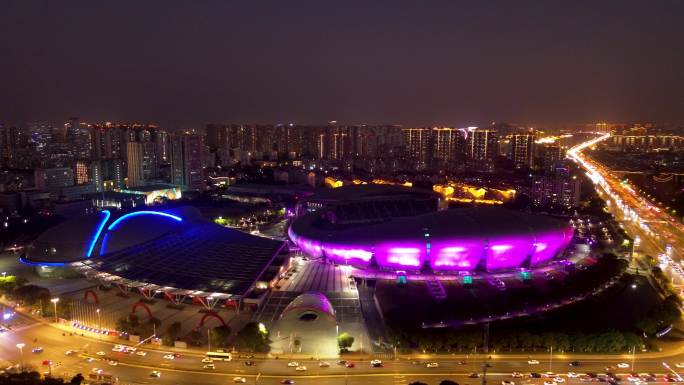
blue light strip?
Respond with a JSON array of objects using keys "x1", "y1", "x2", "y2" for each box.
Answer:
[
  {"x1": 19, "y1": 256, "x2": 67, "y2": 267},
  {"x1": 99, "y1": 233, "x2": 111, "y2": 256},
  {"x1": 86, "y1": 210, "x2": 111, "y2": 258},
  {"x1": 107, "y1": 211, "x2": 183, "y2": 231}
]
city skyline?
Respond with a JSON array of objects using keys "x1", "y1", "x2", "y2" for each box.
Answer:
[{"x1": 2, "y1": 1, "x2": 684, "y2": 128}]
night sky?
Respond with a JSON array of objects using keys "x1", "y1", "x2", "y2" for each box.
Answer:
[{"x1": 2, "y1": 1, "x2": 683, "y2": 128}]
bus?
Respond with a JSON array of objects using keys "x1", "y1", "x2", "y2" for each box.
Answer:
[{"x1": 205, "y1": 351, "x2": 232, "y2": 361}]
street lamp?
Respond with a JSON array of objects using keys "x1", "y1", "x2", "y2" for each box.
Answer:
[
  {"x1": 16, "y1": 343, "x2": 25, "y2": 370},
  {"x1": 96, "y1": 308, "x2": 101, "y2": 338},
  {"x1": 50, "y1": 298, "x2": 59, "y2": 323}
]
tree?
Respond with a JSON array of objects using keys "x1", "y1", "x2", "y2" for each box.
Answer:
[
  {"x1": 70, "y1": 373, "x2": 85, "y2": 384},
  {"x1": 337, "y1": 332, "x2": 355, "y2": 353},
  {"x1": 12, "y1": 284, "x2": 50, "y2": 306},
  {"x1": 235, "y1": 322, "x2": 270, "y2": 353},
  {"x1": 162, "y1": 322, "x2": 182, "y2": 346},
  {"x1": 209, "y1": 325, "x2": 232, "y2": 349}
]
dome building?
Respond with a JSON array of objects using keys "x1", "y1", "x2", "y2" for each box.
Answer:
[{"x1": 270, "y1": 292, "x2": 339, "y2": 358}]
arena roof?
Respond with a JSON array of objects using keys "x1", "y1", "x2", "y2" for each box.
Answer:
[
  {"x1": 291, "y1": 206, "x2": 569, "y2": 243},
  {"x1": 24, "y1": 207, "x2": 286, "y2": 297}
]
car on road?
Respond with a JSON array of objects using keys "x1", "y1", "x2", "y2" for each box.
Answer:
[
  {"x1": 245, "y1": 361, "x2": 254, "y2": 366},
  {"x1": 512, "y1": 372, "x2": 523, "y2": 378},
  {"x1": 201, "y1": 357, "x2": 213, "y2": 363},
  {"x1": 280, "y1": 380, "x2": 295, "y2": 384},
  {"x1": 107, "y1": 360, "x2": 118, "y2": 366},
  {"x1": 542, "y1": 372, "x2": 556, "y2": 378},
  {"x1": 544, "y1": 381, "x2": 555, "y2": 385},
  {"x1": 554, "y1": 377, "x2": 565, "y2": 383},
  {"x1": 337, "y1": 360, "x2": 347, "y2": 366},
  {"x1": 163, "y1": 354, "x2": 175, "y2": 360},
  {"x1": 112, "y1": 345, "x2": 125, "y2": 352},
  {"x1": 426, "y1": 362, "x2": 439, "y2": 368},
  {"x1": 96, "y1": 351, "x2": 106, "y2": 356},
  {"x1": 319, "y1": 361, "x2": 330, "y2": 367},
  {"x1": 203, "y1": 364, "x2": 215, "y2": 370},
  {"x1": 64, "y1": 350, "x2": 76, "y2": 355},
  {"x1": 287, "y1": 361, "x2": 299, "y2": 367},
  {"x1": 295, "y1": 366, "x2": 307, "y2": 371},
  {"x1": 233, "y1": 377, "x2": 247, "y2": 383},
  {"x1": 617, "y1": 363, "x2": 630, "y2": 369},
  {"x1": 345, "y1": 362, "x2": 355, "y2": 368},
  {"x1": 91, "y1": 368, "x2": 103, "y2": 375},
  {"x1": 528, "y1": 360, "x2": 540, "y2": 365},
  {"x1": 150, "y1": 370, "x2": 161, "y2": 378},
  {"x1": 676, "y1": 363, "x2": 684, "y2": 369},
  {"x1": 135, "y1": 350, "x2": 147, "y2": 357},
  {"x1": 84, "y1": 358, "x2": 95, "y2": 363},
  {"x1": 469, "y1": 373, "x2": 481, "y2": 378},
  {"x1": 502, "y1": 381, "x2": 515, "y2": 385},
  {"x1": 370, "y1": 360, "x2": 383, "y2": 368},
  {"x1": 530, "y1": 373, "x2": 542, "y2": 378},
  {"x1": 570, "y1": 361, "x2": 581, "y2": 367},
  {"x1": 568, "y1": 372, "x2": 580, "y2": 378},
  {"x1": 41, "y1": 360, "x2": 52, "y2": 366},
  {"x1": 31, "y1": 347, "x2": 43, "y2": 354}
]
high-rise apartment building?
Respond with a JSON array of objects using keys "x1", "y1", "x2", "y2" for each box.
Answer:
[
  {"x1": 433, "y1": 127, "x2": 466, "y2": 164},
  {"x1": 169, "y1": 133, "x2": 205, "y2": 190},
  {"x1": 510, "y1": 133, "x2": 535, "y2": 169},
  {"x1": 403, "y1": 128, "x2": 432, "y2": 167},
  {"x1": 126, "y1": 142, "x2": 144, "y2": 187},
  {"x1": 467, "y1": 129, "x2": 499, "y2": 162}
]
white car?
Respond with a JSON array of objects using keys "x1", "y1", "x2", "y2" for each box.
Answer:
[
  {"x1": 107, "y1": 360, "x2": 118, "y2": 366},
  {"x1": 544, "y1": 381, "x2": 555, "y2": 385},
  {"x1": 371, "y1": 359, "x2": 383, "y2": 367},
  {"x1": 502, "y1": 381, "x2": 515, "y2": 385},
  {"x1": 135, "y1": 350, "x2": 147, "y2": 357},
  {"x1": 543, "y1": 372, "x2": 556, "y2": 378},
  {"x1": 233, "y1": 377, "x2": 247, "y2": 383},
  {"x1": 150, "y1": 370, "x2": 161, "y2": 378},
  {"x1": 112, "y1": 345, "x2": 124, "y2": 352},
  {"x1": 84, "y1": 358, "x2": 95, "y2": 363},
  {"x1": 163, "y1": 354, "x2": 176, "y2": 360},
  {"x1": 287, "y1": 362, "x2": 299, "y2": 367},
  {"x1": 676, "y1": 363, "x2": 684, "y2": 368},
  {"x1": 64, "y1": 350, "x2": 76, "y2": 356},
  {"x1": 617, "y1": 363, "x2": 630, "y2": 369},
  {"x1": 203, "y1": 364, "x2": 216, "y2": 370},
  {"x1": 96, "y1": 351, "x2": 106, "y2": 356},
  {"x1": 91, "y1": 368, "x2": 103, "y2": 374},
  {"x1": 512, "y1": 372, "x2": 523, "y2": 378},
  {"x1": 295, "y1": 366, "x2": 307, "y2": 371},
  {"x1": 528, "y1": 360, "x2": 540, "y2": 365},
  {"x1": 427, "y1": 362, "x2": 439, "y2": 368},
  {"x1": 568, "y1": 372, "x2": 580, "y2": 378},
  {"x1": 319, "y1": 361, "x2": 330, "y2": 367},
  {"x1": 554, "y1": 377, "x2": 565, "y2": 383},
  {"x1": 202, "y1": 357, "x2": 213, "y2": 363}
]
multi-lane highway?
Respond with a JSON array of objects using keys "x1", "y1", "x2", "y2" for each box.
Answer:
[
  {"x1": 568, "y1": 134, "x2": 684, "y2": 286},
  {"x1": 4, "y1": 312, "x2": 684, "y2": 385}
]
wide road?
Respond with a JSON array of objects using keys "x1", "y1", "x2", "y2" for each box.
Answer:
[
  {"x1": 568, "y1": 134, "x2": 684, "y2": 286},
  {"x1": 3, "y1": 313, "x2": 684, "y2": 385}
]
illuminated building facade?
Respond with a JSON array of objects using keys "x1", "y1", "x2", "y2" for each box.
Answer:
[{"x1": 511, "y1": 133, "x2": 535, "y2": 169}]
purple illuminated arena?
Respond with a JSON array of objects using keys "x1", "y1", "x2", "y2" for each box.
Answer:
[{"x1": 289, "y1": 206, "x2": 574, "y2": 273}]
